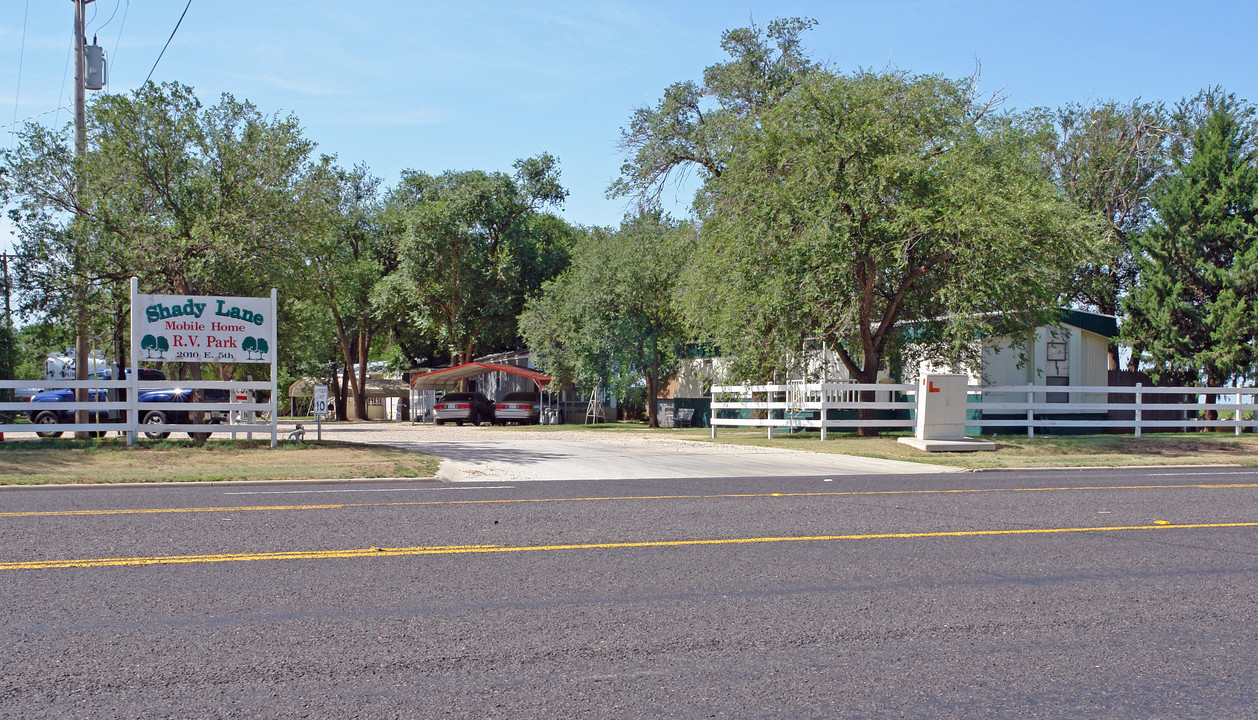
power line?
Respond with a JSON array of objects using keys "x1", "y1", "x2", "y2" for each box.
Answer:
[
  {"x1": 95, "y1": 0, "x2": 122, "y2": 33},
  {"x1": 9, "y1": 0, "x2": 31, "y2": 146},
  {"x1": 109, "y1": 0, "x2": 130, "y2": 92},
  {"x1": 144, "y1": 0, "x2": 194, "y2": 87},
  {"x1": 1, "y1": 106, "x2": 71, "y2": 132},
  {"x1": 53, "y1": 46, "x2": 72, "y2": 129}
]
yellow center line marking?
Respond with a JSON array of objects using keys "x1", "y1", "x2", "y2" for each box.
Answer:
[
  {"x1": 1, "y1": 521, "x2": 1255, "y2": 571},
  {"x1": 2, "y1": 482, "x2": 1257, "y2": 519}
]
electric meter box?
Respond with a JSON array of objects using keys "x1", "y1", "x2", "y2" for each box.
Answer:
[{"x1": 914, "y1": 373, "x2": 968, "y2": 440}]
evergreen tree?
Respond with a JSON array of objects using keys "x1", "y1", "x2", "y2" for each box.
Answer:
[{"x1": 1123, "y1": 89, "x2": 1258, "y2": 388}]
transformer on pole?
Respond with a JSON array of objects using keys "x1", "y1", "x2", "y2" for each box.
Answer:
[{"x1": 85, "y1": 39, "x2": 107, "y2": 90}]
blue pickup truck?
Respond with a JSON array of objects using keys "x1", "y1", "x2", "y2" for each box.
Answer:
[{"x1": 27, "y1": 369, "x2": 230, "y2": 440}]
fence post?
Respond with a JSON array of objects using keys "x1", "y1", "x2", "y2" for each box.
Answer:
[
  {"x1": 1026, "y1": 384, "x2": 1034, "y2": 439},
  {"x1": 816, "y1": 382, "x2": 827, "y2": 441},
  {"x1": 1251, "y1": 391, "x2": 1258, "y2": 435},
  {"x1": 1134, "y1": 383, "x2": 1142, "y2": 438},
  {"x1": 1236, "y1": 389, "x2": 1243, "y2": 436}
]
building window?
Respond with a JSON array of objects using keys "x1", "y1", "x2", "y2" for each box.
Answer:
[{"x1": 1046, "y1": 341, "x2": 1068, "y2": 403}]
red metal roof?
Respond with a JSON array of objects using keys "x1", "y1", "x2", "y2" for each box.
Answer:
[{"x1": 409, "y1": 362, "x2": 551, "y2": 390}]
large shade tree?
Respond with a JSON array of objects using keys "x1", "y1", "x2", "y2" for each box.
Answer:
[
  {"x1": 520, "y1": 210, "x2": 693, "y2": 427},
  {"x1": 609, "y1": 17, "x2": 819, "y2": 206},
  {"x1": 614, "y1": 20, "x2": 1096, "y2": 435},
  {"x1": 374, "y1": 155, "x2": 573, "y2": 366},
  {"x1": 2, "y1": 81, "x2": 332, "y2": 377},
  {"x1": 681, "y1": 69, "x2": 1093, "y2": 433},
  {"x1": 303, "y1": 165, "x2": 398, "y2": 419}
]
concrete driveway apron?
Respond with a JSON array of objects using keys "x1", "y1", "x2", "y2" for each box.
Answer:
[{"x1": 308, "y1": 422, "x2": 959, "y2": 482}]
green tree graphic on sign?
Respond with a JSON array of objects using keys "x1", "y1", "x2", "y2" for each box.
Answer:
[{"x1": 140, "y1": 335, "x2": 170, "y2": 359}]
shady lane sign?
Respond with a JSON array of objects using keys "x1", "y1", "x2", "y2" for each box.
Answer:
[{"x1": 132, "y1": 291, "x2": 276, "y2": 364}]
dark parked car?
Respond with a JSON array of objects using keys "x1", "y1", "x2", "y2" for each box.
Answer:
[
  {"x1": 27, "y1": 368, "x2": 229, "y2": 440},
  {"x1": 433, "y1": 392, "x2": 495, "y2": 426},
  {"x1": 137, "y1": 386, "x2": 232, "y2": 440},
  {"x1": 493, "y1": 391, "x2": 541, "y2": 425}
]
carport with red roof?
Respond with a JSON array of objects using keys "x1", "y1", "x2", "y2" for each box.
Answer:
[{"x1": 409, "y1": 363, "x2": 555, "y2": 423}]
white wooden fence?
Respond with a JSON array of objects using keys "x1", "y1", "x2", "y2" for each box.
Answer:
[
  {"x1": 709, "y1": 382, "x2": 1258, "y2": 438},
  {"x1": 0, "y1": 378, "x2": 277, "y2": 446},
  {"x1": 710, "y1": 382, "x2": 916, "y2": 439}
]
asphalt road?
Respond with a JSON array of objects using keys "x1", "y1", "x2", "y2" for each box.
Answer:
[{"x1": 2, "y1": 466, "x2": 1257, "y2": 718}]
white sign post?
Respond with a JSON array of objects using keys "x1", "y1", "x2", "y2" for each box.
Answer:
[{"x1": 313, "y1": 385, "x2": 328, "y2": 441}]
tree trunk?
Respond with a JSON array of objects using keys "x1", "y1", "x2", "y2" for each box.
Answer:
[
  {"x1": 854, "y1": 359, "x2": 881, "y2": 438},
  {"x1": 335, "y1": 360, "x2": 349, "y2": 421},
  {"x1": 330, "y1": 308, "x2": 365, "y2": 421},
  {"x1": 1203, "y1": 384, "x2": 1219, "y2": 427},
  {"x1": 645, "y1": 375, "x2": 658, "y2": 428},
  {"x1": 1125, "y1": 346, "x2": 1142, "y2": 373},
  {"x1": 354, "y1": 325, "x2": 371, "y2": 420},
  {"x1": 645, "y1": 350, "x2": 660, "y2": 428},
  {"x1": 339, "y1": 365, "x2": 349, "y2": 422}
]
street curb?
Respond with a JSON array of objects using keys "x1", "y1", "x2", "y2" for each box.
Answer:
[
  {"x1": 967, "y1": 463, "x2": 1248, "y2": 472},
  {"x1": 0, "y1": 476, "x2": 443, "y2": 491}
]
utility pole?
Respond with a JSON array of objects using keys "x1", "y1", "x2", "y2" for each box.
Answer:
[
  {"x1": 1, "y1": 253, "x2": 11, "y2": 327},
  {"x1": 72, "y1": 0, "x2": 95, "y2": 438}
]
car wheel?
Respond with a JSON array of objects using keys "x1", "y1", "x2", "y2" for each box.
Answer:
[
  {"x1": 33, "y1": 411, "x2": 63, "y2": 438},
  {"x1": 455, "y1": 420, "x2": 464, "y2": 427},
  {"x1": 142, "y1": 411, "x2": 171, "y2": 439},
  {"x1": 435, "y1": 420, "x2": 445, "y2": 426},
  {"x1": 188, "y1": 430, "x2": 212, "y2": 442}
]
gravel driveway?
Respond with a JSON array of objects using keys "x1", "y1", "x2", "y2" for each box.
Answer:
[{"x1": 302, "y1": 422, "x2": 957, "y2": 482}]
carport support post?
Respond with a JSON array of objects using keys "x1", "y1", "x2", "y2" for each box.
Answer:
[{"x1": 535, "y1": 380, "x2": 544, "y2": 425}]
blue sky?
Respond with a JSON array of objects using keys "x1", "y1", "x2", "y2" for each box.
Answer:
[{"x1": 3, "y1": 0, "x2": 1256, "y2": 248}]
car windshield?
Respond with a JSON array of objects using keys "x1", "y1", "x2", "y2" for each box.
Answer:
[
  {"x1": 501, "y1": 392, "x2": 540, "y2": 402},
  {"x1": 441, "y1": 393, "x2": 475, "y2": 401}
]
